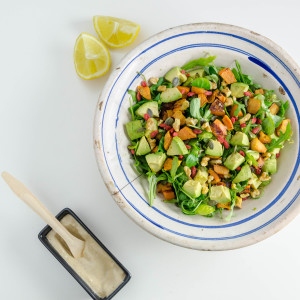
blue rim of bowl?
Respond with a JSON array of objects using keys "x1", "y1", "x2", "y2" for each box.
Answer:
[{"x1": 100, "y1": 30, "x2": 300, "y2": 240}]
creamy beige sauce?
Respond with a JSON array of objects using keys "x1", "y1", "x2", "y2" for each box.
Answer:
[{"x1": 47, "y1": 214, "x2": 125, "y2": 298}]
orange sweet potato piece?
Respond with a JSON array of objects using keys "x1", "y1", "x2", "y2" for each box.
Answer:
[
  {"x1": 230, "y1": 104, "x2": 243, "y2": 117},
  {"x1": 152, "y1": 146, "x2": 158, "y2": 153},
  {"x1": 218, "y1": 68, "x2": 237, "y2": 84},
  {"x1": 259, "y1": 131, "x2": 272, "y2": 144},
  {"x1": 215, "y1": 89, "x2": 227, "y2": 103},
  {"x1": 247, "y1": 98, "x2": 261, "y2": 114},
  {"x1": 162, "y1": 110, "x2": 174, "y2": 121},
  {"x1": 217, "y1": 202, "x2": 231, "y2": 210},
  {"x1": 213, "y1": 165, "x2": 229, "y2": 176},
  {"x1": 162, "y1": 190, "x2": 176, "y2": 201},
  {"x1": 172, "y1": 110, "x2": 186, "y2": 125},
  {"x1": 255, "y1": 89, "x2": 264, "y2": 95},
  {"x1": 163, "y1": 158, "x2": 182, "y2": 171},
  {"x1": 137, "y1": 86, "x2": 151, "y2": 100},
  {"x1": 257, "y1": 156, "x2": 264, "y2": 168},
  {"x1": 157, "y1": 182, "x2": 172, "y2": 193},
  {"x1": 208, "y1": 169, "x2": 221, "y2": 184},
  {"x1": 211, "y1": 119, "x2": 227, "y2": 137},
  {"x1": 269, "y1": 103, "x2": 279, "y2": 115},
  {"x1": 191, "y1": 86, "x2": 205, "y2": 94},
  {"x1": 177, "y1": 86, "x2": 190, "y2": 95},
  {"x1": 164, "y1": 131, "x2": 172, "y2": 150},
  {"x1": 250, "y1": 138, "x2": 267, "y2": 153},
  {"x1": 276, "y1": 119, "x2": 291, "y2": 136},
  {"x1": 242, "y1": 184, "x2": 251, "y2": 194},
  {"x1": 177, "y1": 126, "x2": 197, "y2": 141},
  {"x1": 210, "y1": 99, "x2": 225, "y2": 116},
  {"x1": 198, "y1": 93, "x2": 208, "y2": 107},
  {"x1": 222, "y1": 115, "x2": 234, "y2": 130},
  {"x1": 173, "y1": 99, "x2": 188, "y2": 111}
]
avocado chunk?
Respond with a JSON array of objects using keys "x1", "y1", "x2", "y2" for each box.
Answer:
[
  {"x1": 167, "y1": 136, "x2": 188, "y2": 155},
  {"x1": 230, "y1": 82, "x2": 249, "y2": 98},
  {"x1": 246, "y1": 150, "x2": 260, "y2": 160},
  {"x1": 249, "y1": 173, "x2": 262, "y2": 189},
  {"x1": 262, "y1": 158, "x2": 277, "y2": 174},
  {"x1": 125, "y1": 120, "x2": 144, "y2": 140},
  {"x1": 224, "y1": 152, "x2": 245, "y2": 170},
  {"x1": 205, "y1": 140, "x2": 223, "y2": 157},
  {"x1": 145, "y1": 118, "x2": 158, "y2": 138},
  {"x1": 233, "y1": 164, "x2": 252, "y2": 183},
  {"x1": 230, "y1": 132, "x2": 250, "y2": 147},
  {"x1": 160, "y1": 88, "x2": 182, "y2": 103},
  {"x1": 210, "y1": 185, "x2": 231, "y2": 203},
  {"x1": 136, "y1": 101, "x2": 159, "y2": 118},
  {"x1": 188, "y1": 68, "x2": 205, "y2": 78},
  {"x1": 136, "y1": 136, "x2": 151, "y2": 156},
  {"x1": 145, "y1": 152, "x2": 167, "y2": 173},
  {"x1": 183, "y1": 180, "x2": 202, "y2": 198},
  {"x1": 165, "y1": 67, "x2": 187, "y2": 83},
  {"x1": 194, "y1": 167, "x2": 208, "y2": 184}
]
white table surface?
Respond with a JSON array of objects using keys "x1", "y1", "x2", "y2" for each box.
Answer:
[{"x1": 1, "y1": 0, "x2": 300, "y2": 299}]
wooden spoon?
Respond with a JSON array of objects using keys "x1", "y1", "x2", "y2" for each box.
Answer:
[{"x1": 2, "y1": 171, "x2": 85, "y2": 258}]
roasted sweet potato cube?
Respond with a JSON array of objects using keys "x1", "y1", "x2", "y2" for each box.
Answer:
[
  {"x1": 247, "y1": 98, "x2": 261, "y2": 114},
  {"x1": 259, "y1": 131, "x2": 272, "y2": 144},
  {"x1": 191, "y1": 86, "x2": 205, "y2": 94},
  {"x1": 251, "y1": 138, "x2": 267, "y2": 153},
  {"x1": 173, "y1": 99, "x2": 189, "y2": 111},
  {"x1": 172, "y1": 110, "x2": 186, "y2": 125},
  {"x1": 164, "y1": 131, "x2": 172, "y2": 150},
  {"x1": 218, "y1": 68, "x2": 237, "y2": 84},
  {"x1": 210, "y1": 99, "x2": 225, "y2": 116},
  {"x1": 162, "y1": 109, "x2": 173, "y2": 121},
  {"x1": 177, "y1": 86, "x2": 190, "y2": 96},
  {"x1": 230, "y1": 104, "x2": 243, "y2": 117},
  {"x1": 222, "y1": 115, "x2": 234, "y2": 130},
  {"x1": 215, "y1": 90, "x2": 227, "y2": 103},
  {"x1": 217, "y1": 202, "x2": 231, "y2": 210},
  {"x1": 213, "y1": 165, "x2": 229, "y2": 175},
  {"x1": 207, "y1": 89, "x2": 218, "y2": 103},
  {"x1": 162, "y1": 190, "x2": 176, "y2": 201},
  {"x1": 157, "y1": 182, "x2": 172, "y2": 193},
  {"x1": 269, "y1": 103, "x2": 279, "y2": 115},
  {"x1": 137, "y1": 86, "x2": 151, "y2": 100},
  {"x1": 257, "y1": 156, "x2": 264, "y2": 168},
  {"x1": 152, "y1": 146, "x2": 158, "y2": 153},
  {"x1": 255, "y1": 89, "x2": 264, "y2": 95},
  {"x1": 198, "y1": 93, "x2": 208, "y2": 107},
  {"x1": 243, "y1": 184, "x2": 251, "y2": 194},
  {"x1": 163, "y1": 158, "x2": 182, "y2": 171},
  {"x1": 276, "y1": 119, "x2": 291, "y2": 136},
  {"x1": 211, "y1": 119, "x2": 227, "y2": 137},
  {"x1": 208, "y1": 169, "x2": 221, "y2": 184},
  {"x1": 177, "y1": 126, "x2": 197, "y2": 141}
]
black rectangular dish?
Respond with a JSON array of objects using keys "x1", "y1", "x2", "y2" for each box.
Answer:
[{"x1": 38, "y1": 208, "x2": 131, "y2": 300}]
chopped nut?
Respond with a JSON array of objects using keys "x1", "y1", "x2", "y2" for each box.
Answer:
[
  {"x1": 209, "y1": 159, "x2": 222, "y2": 165},
  {"x1": 146, "y1": 118, "x2": 157, "y2": 130},
  {"x1": 221, "y1": 80, "x2": 227, "y2": 87},
  {"x1": 240, "y1": 193, "x2": 250, "y2": 198},
  {"x1": 262, "y1": 153, "x2": 271, "y2": 160},
  {"x1": 202, "y1": 184, "x2": 209, "y2": 194},
  {"x1": 251, "y1": 189, "x2": 260, "y2": 198},
  {"x1": 259, "y1": 172, "x2": 271, "y2": 182},
  {"x1": 157, "y1": 85, "x2": 167, "y2": 92},
  {"x1": 225, "y1": 97, "x2": 233, "y2": 107},
  {"x1": 223, "y1": 174, "x2": 231, "y2": 179},
  {"x1": 201, "y1": 156, "x2": 210, "y2": 167},
  {"x1": 181, "y1": 100, "x2": 190, "y2": 111},
  {"x1": 173, "y1": 118, "x2": 181, "y2": 132},
  {"x1": 157, "y1": 119, "x2": 163, "y2": 126},
  {"x1": 235, "y1": 196, "x2": 243, "y2": 208},
  {"x1": 186, "y1": 117, "x2": 198, "y2": 126},
  {"x1": 149, "y1": 77, "x2": 159, "y2": 85},
  {"x1": 147, "y1": 138, "x2": 156, "y2": 150},
  {"x1": 231, "y1": 183, "x2": 237, "y2": 190},
  {"x1": 232, "y1": 96, "x2": 237, "y2": 101},
  {"x1": 221, "y1": 87, "x2": 231, "y2": 97},
  {"x1": 210, "y1": 81, "x2": 217, "y2": 89},
  {"x1": 208, "y1": 175, "x2": 214, "y2": 183},
  {"x1": 201, "y1": 122, "x2": 212, "y2": 132},
  {"x1": 239, "y1": 113, "x2": 251, "y2": 124},
  {"x1": 184, "y1": 166, "x2": 191, "y2": 178}
]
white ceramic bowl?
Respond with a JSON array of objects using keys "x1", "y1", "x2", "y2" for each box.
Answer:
[{"x1": 94, "y1": 23, "x2": 300, "y2": 250}]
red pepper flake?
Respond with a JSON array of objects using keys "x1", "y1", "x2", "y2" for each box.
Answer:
[
  {"x1": 191, "y1": 166, "x2": 196, "y2": 178},
  {"x1": 172, "y1": 132, "x2": 178, "y2": 137},
  {"x1": 193, "y1": 129, "x2": 203, "y2": 134},
  {"x1": 256, "y1": 118, "x2": 262, "y2": 124},
  {"x1": 186, "y1": 144, "x2": 191, "y2": 149},
  {"x1": 187, "y1": 92, "x2": 196, "y2": 97},
  {"x1": 255, "y1": 168, "x2": 262, "y2": 175},
  {"x1": 239, "y1": 150, "x2": 245, "y2": 157},
  {"x1": 276, "y1": 153, "x2": 280, "y2": 158},
  {"x1": 159, "y1": 123, "x2": 166, "y2": 128},
  {"x1": 236, "y1": 166, "x2": 241, "y2": 171},
  {"x1": 231, "y1": 117, "x2": 236, "y2": 124},
  {"x1": 144, "y1": 113, "x2": 150, "y2": 120},
  {"x1": 130, "y1": 149, "x2": 135, "y2": 155},
  {"x1": 179, "y1": 155, "x2": 184, "y2": 160},
  {"x1": 164, "y1": 125, "x2": 172, "y2": 131},
  {"x1": 252, "y1": 127, "x2": 260, "y2": 134},
  {"x1": 204, "y1": 91, "x2": 213, "y2": 96},
  {"x1": 240, "y1": 123, "x2": 246, "y2": 128},
  {"x1": 141, "y1": 80, "x2": 147, "y2": 87},
  {"x1": 244, "y1": 91, "x2": 252, "y2": 97},
  {"x1": 223, "y1": 139, "x2": 229, "y2": 149},
  {"x1": 180, "y1": 69, "x2": 186, "y2": 74},
  {"x1": 186, "y1": 73, "x2": 190, "y2": 77},
  {"x1": 169, "y1": 128, "x2": 174, "y2": 133},
  {"x1": 150, "y1": 130, "x2": 159, "y2": 138},
  {"x1": 137, "y1": 91, "x2": 141, "y2": 101}
]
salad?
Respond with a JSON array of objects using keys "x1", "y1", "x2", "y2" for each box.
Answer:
[{"x1": 125, "y1": 55, "x2": 292, "y2": 219}]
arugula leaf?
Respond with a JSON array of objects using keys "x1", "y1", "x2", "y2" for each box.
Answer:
[
  {"x1": 191, "y1": 77, "x2": 211, "y2": 89},
  {"x1": 150, "y1": 77, "x2": 164, "y2": 93},
  {"x1": 235, "y1": 60, "x2": 245, "y2": 83},
  {"x1": 232, "y1": 68, "x2": 240, "y2": 82},
  {"x1": 186, "y1": 150, "x2": 199, "y2": 168},
  {"x1": 190, "y1": 98, "x2": 201, "y2": 119},
  {"x1": 157, "y1": 137, "x2": 165, "y2": 153},
  {"x1": 205, "y1": 74, "x2": 219, "y2": 83},
  {"x1": 246, "y1": 152, "x2": 258, "y2": 167},
  {"x1": 262, "y1": 117, "x2": 275, "y2": 135},
  {"x1": 278, "y1": 100, "x2": 289, "y2": 117},
  {"x1": 225, "y1": 190, "x2": 237, "y2": 222},
  {"x1": 147, "y1": 173, "x2": 167, "y2": 206},
  {"x1": 128, "y1": 94, "x2": 135, "y2": 120},
  {"x1": 170, "y1": 156, "x2": 179, "y2": 179},
  {"x1": 267, "y1": 112, "x2": 282, "y2": 128},
  {"x1": 267, "y1": 122, "x2": 292, "y2": 152},
  {"x1": 233, "y1": 99, "x2": 246, "y2": 117},
  {"x1": 182, "y1": 55, "x2": 216, "y2": 70},
  {"x1": 127, "y1": 89, "x2": 137, "y2": 103},
  {"x1": 208, "y1": 65, "x2": 218, "y2": 75}
]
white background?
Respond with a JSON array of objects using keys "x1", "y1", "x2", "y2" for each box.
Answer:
[{"x1": 1, "y1": 0, "x2": 300, "y2": 299}]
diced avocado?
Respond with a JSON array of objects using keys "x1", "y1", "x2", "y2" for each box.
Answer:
[
  {"x1": 230, "y1": 132, "x2": 250, "y2": 147},
  {"x1": 194, "y1": 167, "x2": 208, "y2": 184},
  {"x1": 160, "y1": 88, "x2": 182, "y2": 103},
  {"x1": 145, "y1": 152, "x2": 167, "y2": 173},
  {"x1": 249, "y1": 173, "x2": 261, "y2": 189},
  {"x1": 230, "y1": 82, "x2": 249, "y2": 98},
  {"x1": 136, "y1": 136, "x2": 151, "y2": 156},
  {"x1": 246, "y1": 150, "x2": 260, "y2": 160},
  {"x1": 183, "y1": 180, "x2": 202, "y2": 198},
  {"x1": 224, "y1": 152, "x2": 245, "y2": 170},
  {"x1": 165, "y1": 67, "x2": 187, "y2": 83},
  {"x1": 167, "y1": 136, "x2": 188, "y2": 155},
  {"x1": 210, "y1": 185, "x2": 231, "y2": 203},
  {"x1": 233, "y1": 164, "x2": 252, "y2": 183},
  {"x1": 188, "y1": 68, "x2": 205, "y2": 78},
  {"x1": 136, "y1": 101, "x2": 159, "y2": 118},
  {"x1": 205, "y1": 140, "x2": 223, "y2": 157},
  {"x1": 262, "y1": 158, "x2": 277, "y2": 174},
  {"x1": 125, "y1": 120, "x2": 144, "y2": 140},
  {"x1": 145, "y1": 118, "x2": 158, "y2": 138}
]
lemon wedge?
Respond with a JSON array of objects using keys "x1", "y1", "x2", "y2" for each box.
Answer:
[
  {"x1": 93, "y1": 16, "x2": 140, "y2": 48},
  {"x1": 74, "y1": 33, "x2": 111, "y2": 80}
]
